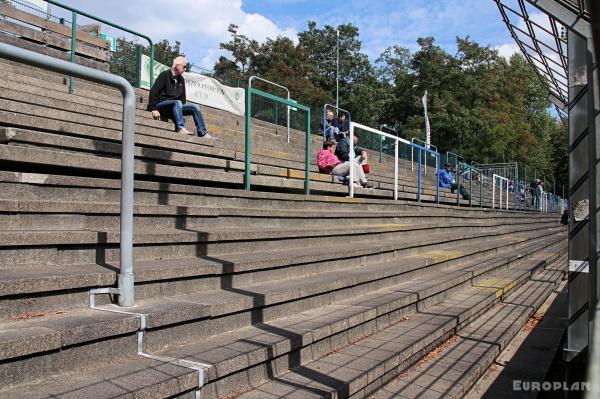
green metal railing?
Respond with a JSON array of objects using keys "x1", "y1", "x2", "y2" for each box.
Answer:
[
  {"x1": 43, "y1": 0, "x2": 154, "y2": 93},
  {"x1": 245, "y1": 87, "x2": 311, "y2": 194},
  {"x1": 456, "y1": 162, "x2": 483, "y2": 207}
]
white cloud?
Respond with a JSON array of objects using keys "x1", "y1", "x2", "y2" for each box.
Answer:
[
  {"x1": 64, "y1": 0, "x2": 297, "y2": 69},
  {"x1": 495, "y1": 43, "x2": 521, "y2": 59}
]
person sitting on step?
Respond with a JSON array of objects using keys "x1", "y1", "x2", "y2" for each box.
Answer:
[
  {"x1": 438, "y1": 163, "x2": 470, "y2": 200},
  {"x1": 147, "y1": 55, "x2": 211, "y2": 138},
  {"x1": 321, "y1": 110, "x2": 337, "y2": 141},
  {"x1": 317, "y1": 140, "x2": 373, "y2": 189}
]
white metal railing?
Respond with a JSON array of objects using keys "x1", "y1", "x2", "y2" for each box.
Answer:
[
  {"x1": 349, "y1": 122, "x2": 411, "y2": 199},
  {"x1": 492, "y1": 174, "x2": 509, "y2": 210},
  {"x1": 411, "y1": 137, "x2": 437, "y2": 174}
]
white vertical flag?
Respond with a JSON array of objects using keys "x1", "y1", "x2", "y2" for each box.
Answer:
[{"x1": 422, "y1": 90, "x2": 431, "y2": 149}]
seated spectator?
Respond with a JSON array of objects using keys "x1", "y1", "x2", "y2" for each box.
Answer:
[
  {"x1": 147, "y1": 56, "x2": 211, "y2": 138},
  {"x1": 317, "y1": 140, "x2": 372, "y2": 188},
  {"x1": 438, "y1": 163, "x2": 470, "y2": 200},
  {"x1": 333, "y1": 113, "x2": 349, "y2": 135},
  {"x1": 322, "y1": 110, "x2": 337, "y2": 141},
  {"x1": 336, "y1": 132, "x2": 367, "y2": 163},
  {"x1": 508, "y1": 180, "x2": 515, "y2": 192}
]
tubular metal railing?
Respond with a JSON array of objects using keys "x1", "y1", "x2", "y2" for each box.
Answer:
[
  {"x1": 411, "y1": 137, "x2": 437, "y2": 174},
  {"x1": 492, "y1": 174, "x2": 510, "y2": 210},
  {"x1": 42, "y1": 0, "x2": 154, "y2": 93},
  {"x1": 0, "y1": 41, "x2": 136, "y2": 306},
  {"x1": 322, "y1": 104, "x2": 351, "y2": 142},
  {"x1": 413, "y1": 143, "x2": 440, "y2": 203},
  {"x1": 249, "y1": 76, "x2": 291, "y2": 143},
  {"x1": 245, "y1": 86, "x2": 310, "y2": 194},
  {"x1": 349, "y1": 122, "x2": 416, "y2": 200}
]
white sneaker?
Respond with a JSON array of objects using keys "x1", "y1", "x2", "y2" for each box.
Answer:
[{"x1": 178, "y1": 127, "x2": 195, "y2": 135}]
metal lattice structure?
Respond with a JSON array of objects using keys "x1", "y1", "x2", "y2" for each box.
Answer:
[{"x1": 493, "y1": 0, "x2": 591, "y2": 114}]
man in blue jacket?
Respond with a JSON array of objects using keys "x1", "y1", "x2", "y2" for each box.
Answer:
[{"x1": 438, "y1": 163, "x2": 470, "y2": 200}]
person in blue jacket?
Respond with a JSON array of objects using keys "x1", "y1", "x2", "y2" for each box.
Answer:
[{"x1": 438, "y1": 163, "x2": 470, "y2": 200}]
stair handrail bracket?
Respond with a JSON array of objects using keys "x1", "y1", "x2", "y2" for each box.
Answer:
[{"x1": 0, "y1": 42, "x2": 136, "y2": 307}]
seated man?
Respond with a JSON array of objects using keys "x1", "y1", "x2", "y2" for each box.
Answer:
[
  {"x1": 333, "y1": 113, "x2": 349, "y2": 136},
  {"x1": 317, "y1": 140, "x2": 372, "y2": 188},
  {"x1": 147, "y1": 56, "x2": 211, "y2": 138},
  {"x1": 438, "y1": 163, "x2": 470, "y2": 200},
  {"x1": 321, "y1": 110, "x2": 337, "y2": 141}
]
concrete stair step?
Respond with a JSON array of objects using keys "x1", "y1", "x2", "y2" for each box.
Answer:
[
  {"x1": 0, "y1": 223, "x2": 561, "y2": 318},
  {"x1": 0, "y1": 78, "x2": 505, "y2": 204},
  {"x1": 370, "y1": 252, "x2": 567, "y2": 399},
  {"x1": 232, "y1": 242, "x2": 566, "y2": 399},
  {"x1": 0, "y1": 237, "x2": 565, "y2": 394},
  {"x1": 0, "y1": 195, "x2": 557, "y2": 231},
  {"x1": 0, "y1": 171, "x2": 535, "y2": 220}
]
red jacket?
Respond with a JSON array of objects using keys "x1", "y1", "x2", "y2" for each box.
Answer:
[{"x1": 317, "y1": 149, "x2": 341, "y2": 174}]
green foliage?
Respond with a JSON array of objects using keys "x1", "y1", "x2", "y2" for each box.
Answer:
[
  {"x1": 108, "y1": 38, "x2": 182, "y2": 86},
  {"x1": 212, "y1": 24, "x2": 567, "y2": 192}
]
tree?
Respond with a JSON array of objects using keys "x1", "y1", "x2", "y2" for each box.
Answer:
[{"x1": 108, "y1": 38, "x2": 181, "y2": 86}]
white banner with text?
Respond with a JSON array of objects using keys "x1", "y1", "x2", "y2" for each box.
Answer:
[{"x1": 140, "y1": 54, "x2": 245, "y2": 116}]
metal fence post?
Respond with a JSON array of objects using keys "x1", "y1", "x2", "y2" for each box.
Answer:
[
  {"x1": 244, "y1": 87, "x2": 252, "y2": 191},
  {"x1": 0, "y1": 42, "x2": 137, "y2": 306},
  {"x1": 417, "y1": 149, "x2": 422, "y2": 202},
  {"x1": 69, "y1": 11, "x2": 76, "y2": 94},
  {"x1": 134, "y1": 44, "x2": 142, "y2": 88},
  {"x1": 304, "y1": 108, "x2": 311, "y2": 195}
]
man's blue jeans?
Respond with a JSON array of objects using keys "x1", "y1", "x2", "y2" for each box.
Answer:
[{"x1": 155, "y1": 99, "x2": 208, "y2": 136}]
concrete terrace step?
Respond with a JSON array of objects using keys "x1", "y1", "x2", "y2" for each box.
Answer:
[
  {"x1": 371, "y1": 252, "x2": 567, "y2": 399},
  {"x1": 0, "y1": 200, "x2": 558, "y2": 232},
  {"x1": 0, "y1": 236, "x2": 565, "y2": 397},
  {"x1": 0, "y1": 140, "x2": 500, "y2": 204},
  {"x1": 0, "y1": 70, "x2": 504, "y2": 205},
  {"x1": 232, "y1": 242, "x2": 566, "y2": 399},
  {"x1": 0, "y1": 171, "x2": 545, "y2": 222},
  {"x1": 0, "y1": 223, "x2": 561, "y2": 315}
]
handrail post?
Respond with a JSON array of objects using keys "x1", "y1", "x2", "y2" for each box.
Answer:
[
  {"x1": 244, "y1": 87, "x2": 252, "y2": 190},
  {"x1": 249, "y1": 76, "x2": 290, "y2": 142},
  {"x1": 0, "y1": 42, "x2": 137, "y2": 307},
  {"x1": 394, "y1": 141, "x2": 398, "y2": 200},
  {"x1": 349, "y1": 124, "x2": 355, "y2": 198},
  {"x1": 492, "y1": 175, "x2": 496, "y2": 209},
  {"x1": 468, "y1": 166, "x2": 473, "y2": 207},
  {"x1": 305, "y1": 108, "x2": 311, "y2": 195},
  {"x1": 69, "y1": 11, "x2": 76, "y2": 94},
  {"x1": 417, "y1": 149, "x2": 422, "y2": 202},
  {"x1": 435, "y1": 154, "x2": 439, "y2": 204},
  {"x1": 43, "y1": 0, "x2": 154, "y2": 89},
  {"x1": 134, "y1": 44, "x2": 142, "y2": 88},
  {"x1": 149, "y1": 45, "x2": 154, "y2": 87}
]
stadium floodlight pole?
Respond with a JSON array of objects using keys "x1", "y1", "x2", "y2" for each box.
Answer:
[{"x1": 336, "y1": 28, "x2": 339, "y2": 109}]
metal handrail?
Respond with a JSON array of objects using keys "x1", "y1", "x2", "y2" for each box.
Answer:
[
  {"x1": 249, "y1": 76, "x2": 291, "y2": 143},
  {"x1": 379, "y1": 124, "x2": 398, "y2": 163},
  {"x1": 43, "y1": 0, "x2": 154, "y2": 91},
  {"x1": 322, "y1": 104, "x2": 351, "y2": 142},
  {"x1": 245, "y1": 86, "x2": 310, "y2": 193},
  {"x1": 444, "y1": 151, "x2": 464, "y2": 168},
  {"x1": 349, "y1": 122, "x2": 413, "y2": 200},
  {"x1": 492, "y1": 174, "x2": 510, "y2": 210},
  {"x1": 456, "y1": 162, "x2": 483, "y2": 208},
  {"x1": 411, "y1": 137, "x2": 437, "y2": 174},
  {"x1": 412, "y1": 143, "x2": 440, "y2": 203},
  {"x1": 0, "y1": 42, "x2": 136, "y2": 306}
]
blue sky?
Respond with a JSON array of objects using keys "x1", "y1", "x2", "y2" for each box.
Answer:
[{"x1": 51, "y1": 0, "x2": 522, "y2": 68}]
